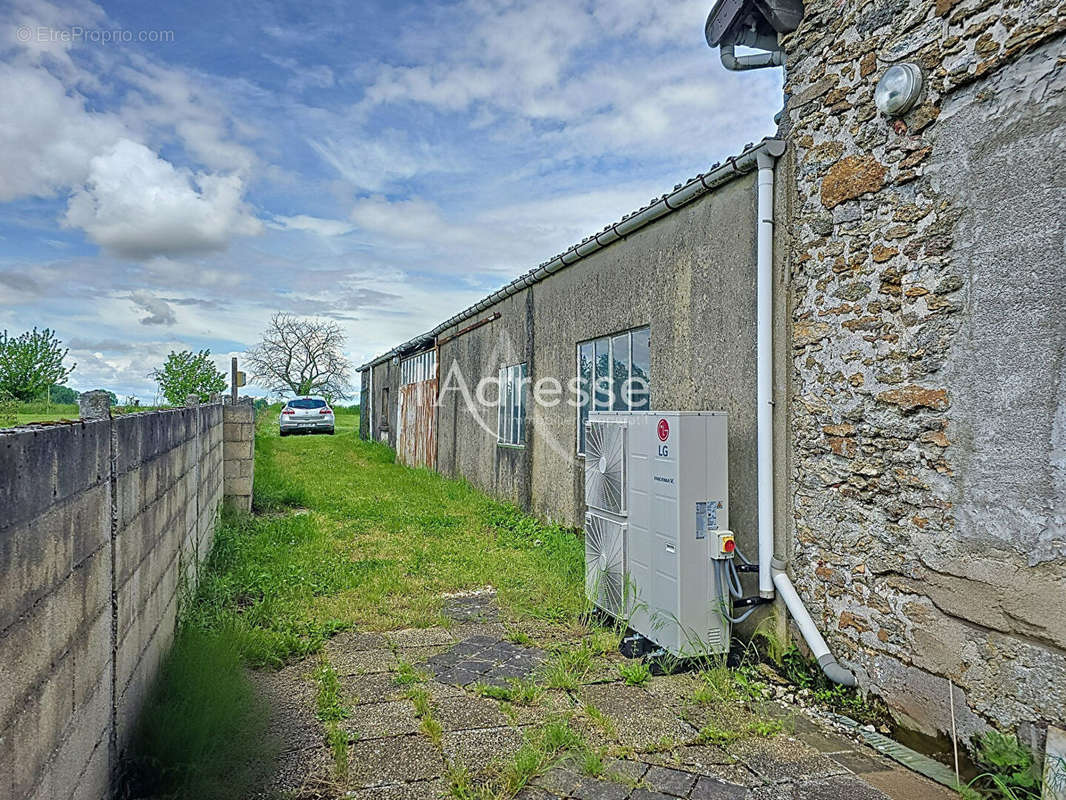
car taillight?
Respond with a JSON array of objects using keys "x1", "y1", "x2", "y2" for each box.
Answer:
[
  {"x1": 282, "y1": 409, "x2": 294, "y2": 415},
  {"x1": 320, "y1": 408, "x2": 332, "y2": 414}
]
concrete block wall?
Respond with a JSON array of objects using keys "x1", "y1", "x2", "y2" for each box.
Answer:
[
  {"x1": 222, "y1": 404, "x2": 254, "y2": 513},
  {"x1": 0, "y1": 400, "x2": 235, "y2": 800}
]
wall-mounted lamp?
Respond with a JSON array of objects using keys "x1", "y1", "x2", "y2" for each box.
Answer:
[{"x1": 874, "y1": 63, "x2": 923, "y2": 117}]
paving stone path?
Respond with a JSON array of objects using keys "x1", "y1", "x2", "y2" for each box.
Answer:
[{"x1": 258, "y1": 592, "x2": 958, "y2": 800}]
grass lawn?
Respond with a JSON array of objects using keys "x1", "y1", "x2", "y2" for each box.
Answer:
[{"x1": 192, "y1": 408, "x2": 586, "y2": 668}]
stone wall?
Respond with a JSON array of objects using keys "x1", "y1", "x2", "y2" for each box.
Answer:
[
  {"x1": 780, "y1": 0, "x2": 1065, "y2": 745},
  {"x1": 0, "y1": 400, "x2": 246, "y2": 799}
]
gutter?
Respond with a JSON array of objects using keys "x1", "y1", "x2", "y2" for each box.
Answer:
[{"x1": 358, "y1": 137, "x2": 785, "y2": 371}]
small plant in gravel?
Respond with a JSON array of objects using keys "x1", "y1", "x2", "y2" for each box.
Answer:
[{"x1": 618, "y1": 660, "x2": 651, "y2": 686}]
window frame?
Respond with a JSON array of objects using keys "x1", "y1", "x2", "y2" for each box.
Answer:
[
  {"x1": 575, "y1": 326, "x2": 650, "y2": 455},
  {"x1": 497, "y1": 362, "x2": 527, "y2": 448}
]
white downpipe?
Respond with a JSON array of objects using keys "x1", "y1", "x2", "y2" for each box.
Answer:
[
  {"x1": 756, "y1": 150, "x2": 776, "y2": 598},
  {"x1": 755, "y1": 144, "x2": 856, "y2": 686},
  {"x1": 772, "y1": 559, "x2": 857, "y2": 686}
]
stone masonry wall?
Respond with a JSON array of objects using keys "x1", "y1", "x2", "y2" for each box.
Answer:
[
  {"x1": 0, "y1": 400, "x2": 245, "y2": 799},
  {"x1": 780, "y1": 0, "x2": 1065, "y2": 746}
]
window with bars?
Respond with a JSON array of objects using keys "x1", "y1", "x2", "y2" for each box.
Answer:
[
  {"x1": 401, "y1": 350, "x2": 436, "y2": 385},
  {"x1": 497, "y1": 363, "x2": 527, "y2": 447},
  {"x1": 576, "y1": 326, "x2": 650, "y2": 454}
]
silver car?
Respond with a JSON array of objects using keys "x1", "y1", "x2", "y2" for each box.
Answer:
[{"x1": 279, "y1": 396, "x2": 335, "y2": 436}]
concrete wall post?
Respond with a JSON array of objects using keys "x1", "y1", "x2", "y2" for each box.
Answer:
[
  {"x1": 222, "y1": 404, "x2": 254, "y2": 512},
  {"x1": 78, "y1": 390, "x2": 112, "y2": 421}
]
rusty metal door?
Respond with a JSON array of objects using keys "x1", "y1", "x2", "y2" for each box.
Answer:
[{"x1": 397, "y1": 378, "x2": 437, "y2": 469}]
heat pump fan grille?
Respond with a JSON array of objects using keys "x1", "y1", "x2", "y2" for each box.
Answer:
[
  {"x1": 585, "y1": 514, "x2": 625, "y2": 616},
  {"x1": 585, "y1": 421, "x2": 626, "y2": 515}
]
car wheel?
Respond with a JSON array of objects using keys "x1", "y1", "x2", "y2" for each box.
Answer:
[
  {"x1": 328, "y1": 428, "x2": 335, "y2": 435},
  {"x1": 279, "y1": 430, "x2": 288, "y2": 437}
]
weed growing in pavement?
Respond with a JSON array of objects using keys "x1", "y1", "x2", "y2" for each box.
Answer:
[
  {"x1": 583, "y1": 703, "x2": 618, "y2": 740},
  {"x1": 394, "y1": 658, "x2": 428, "y2": 685},
  {"x1": 505, "y1": 628, "x2": 534, "y2": 647},
  {"x1": 618, "y1": 660, "x2": 651, "y2": 686},
  {"x1": 475, "y1": 678, "x2": 542, "y2": 705},
  {"x1": 748, "y1": 719, "x2": 784, "y2": 737},
  {"x1": 539, "y1": 645, "x2": 595, "y2": 690},
  {"x1": 312, "y1": 659, "x2": 351, "y2": 780},
  {"x1": 406, "y1": 686, "x2": 443, "y2": 747},
  {"x1": 696, "y1": 725, "x2": 741, "y2": 746},
  {"x1": 579, "y1": 748, "x2": 605, "y2": 777}
]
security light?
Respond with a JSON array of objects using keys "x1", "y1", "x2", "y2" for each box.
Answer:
[
  {"x1": 705, "y1": 0, "x2": 804, "y2": 71},
  {"x1": 874, "y1": 63, "x2": 923, "y2": 117}
]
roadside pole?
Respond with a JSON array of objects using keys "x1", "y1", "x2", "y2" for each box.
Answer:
[{"x1": 231, "y1": 357, "x2": 238, "y2": 405}]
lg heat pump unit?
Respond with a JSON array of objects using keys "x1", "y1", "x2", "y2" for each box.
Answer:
[{"x1": 583, "y1": 412, "x2": 732, "y2": 658}]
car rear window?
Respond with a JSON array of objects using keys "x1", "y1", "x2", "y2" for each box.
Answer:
[{"x1": 288, "y1": 398, "x2": 327, "y2": 409}]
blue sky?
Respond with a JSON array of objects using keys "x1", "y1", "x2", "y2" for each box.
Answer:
[{"x1": 0, "y1": 0, "x2": 782, "y2": 400}]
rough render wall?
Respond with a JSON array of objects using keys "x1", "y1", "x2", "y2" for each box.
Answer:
[
  {"x1": 0, "y1": 404, "x2": 225, "y2": 799},
  {"x1": 435, "y1": 174, "x2": 773, "y2": 562},
  {"x1": 437, "y1": 289, "x2": 534, "y2": 509},
  {"x1": 369, "y1": 360, "x2": 400, "y2": 448},
  {"x1": 781, "y1": 0, "x2": 1065, "y2": 744}
]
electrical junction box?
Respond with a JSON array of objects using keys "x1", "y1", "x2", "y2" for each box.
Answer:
[{"x1": 584, "y1": 411, "x2": 731, "y2": 658}]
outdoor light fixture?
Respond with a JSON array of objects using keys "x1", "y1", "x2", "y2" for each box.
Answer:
[{"x1": 874, "y1": 63, "x2": 923, "y2": 117}]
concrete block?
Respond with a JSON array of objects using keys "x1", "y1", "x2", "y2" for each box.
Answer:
[
  {"x1": 36, "y1": 681, "x2": 110, "y2": 800},
  {"x1": 224, "y1": 476, "x2": 253, "y2": 497},
  {"x1": 9, "y1": 653, "x2": 75, "y2": 799},
  {"x1": 64, "y1": 730, "x2": 110, "y2": 800}
]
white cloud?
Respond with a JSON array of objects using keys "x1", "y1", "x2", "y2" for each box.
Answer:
[
  {"x1": 0, "y1": 63, "x2": 125, "y2": 201},
  {"x1": 272, "y1": 214, "x2": 354, "y2": 237},
  {"x1": 308, "y1": 134, "x2": 456, "y2": 192},
  {"x1": 128, "y1": 290, "x2": 176, "y2": 326},
  {"x1": 65, "y1": 139, "x2": 262, "y2": 258}
]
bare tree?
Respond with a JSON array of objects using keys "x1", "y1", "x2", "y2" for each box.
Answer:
[{"x1": 246, "y1": 313, "x2": 352, "y2": 399}]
